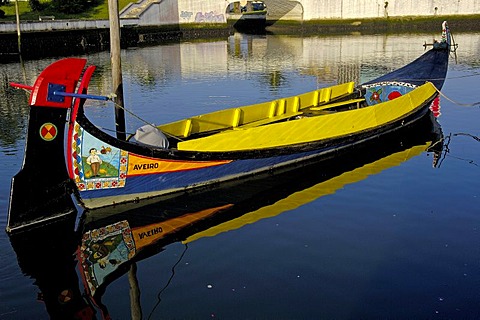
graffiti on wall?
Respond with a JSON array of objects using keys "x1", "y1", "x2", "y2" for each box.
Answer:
[
  {"x1": 195, "y1": 11, "x2": 224, "y2": 22},
  {"x1": 180, "y1": 11, "x2": 193, "y2": 20}
]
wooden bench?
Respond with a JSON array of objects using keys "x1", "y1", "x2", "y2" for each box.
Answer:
[
  {"x1": 310, "y1": 98, "x2": 365, "y2": 111},
  {"x1": 233, "y1": 111, "x2": 303, "y2": 130},
  {"x1": 39, "y1": 16, "x2": 55, "y2": 21}
]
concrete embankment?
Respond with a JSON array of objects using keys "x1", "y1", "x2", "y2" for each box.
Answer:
[
  {"x1": 265, "y1": 15, "x2": 480, "y2": 35},
  {"x1": 1, "y1": 16, "x2": 479, "y2": 62},
  {"x1": 0, "y1": 24, "x2": 232, "y2": 62}
]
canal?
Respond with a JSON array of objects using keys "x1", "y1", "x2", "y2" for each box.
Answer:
[{"x1": 0, "y1": 28, "x2": 479, "y2": 319}]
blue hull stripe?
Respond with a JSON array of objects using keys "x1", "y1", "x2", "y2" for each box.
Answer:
[{"x1": 80, "y1": 149, "x2": 321, "y2": 201}]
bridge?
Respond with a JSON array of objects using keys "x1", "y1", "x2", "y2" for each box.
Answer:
[
  {"x1": 118, "y1": 0, "x2": 480, "y2": 26},
  {"x1": 1, "y1": 0, "x2": 479, "y2": 33}
]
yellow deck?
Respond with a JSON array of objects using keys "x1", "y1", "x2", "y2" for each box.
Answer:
[
  {"x1": 158, "y1": 82, "x2": 437, "y2": 152},
  {"x1": 159, "y1": 82, "x2": 355, "y2": 138}
]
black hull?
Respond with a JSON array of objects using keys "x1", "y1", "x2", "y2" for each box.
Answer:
[{"x1": 7, "y1": 106, "x2": 77, "y2": 233}]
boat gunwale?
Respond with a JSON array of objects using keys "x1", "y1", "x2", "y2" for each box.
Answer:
[
  {"x1": 77, "y1": 101, "x2": 435, "y2": 210},
  {"x1": 74, "y1": 85, "x2": 438, "y2": 161}
]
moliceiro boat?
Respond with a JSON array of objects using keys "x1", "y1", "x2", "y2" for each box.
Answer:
[{"x1": 6, "y1": 21, "x2": 452, "y2": 232}]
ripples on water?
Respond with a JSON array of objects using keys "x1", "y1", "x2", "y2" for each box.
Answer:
[{"x1": 0, "y1": 30, "x2": 479, "y2": 319}]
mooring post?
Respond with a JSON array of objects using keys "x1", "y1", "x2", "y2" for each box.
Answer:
[
  {"x1": 14, "y1": 0, "x2": 21, "y2": 54},
  {"x1": 108, "y1": 0, "x2": 127, "y2": 140}
]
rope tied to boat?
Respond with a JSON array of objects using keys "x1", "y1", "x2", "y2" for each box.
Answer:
[
  {"x1": 434, "y1": 86, "x2": 480, "y2": 108},
  {"x1": 453, "y1": 132, "x2": 480, "y2": 142},
  {"x1": 106, "y1": 97, "x2": 185, "y2": 142},
  {"x1": 430, "y1": 132, "x2": 480, "y2": 168}
]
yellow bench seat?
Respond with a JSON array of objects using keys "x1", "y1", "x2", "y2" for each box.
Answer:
[
  {"x1": 310, "y1": 98, "x2": 365, "y2": 111},
  {"x1": 233, "y1": 111, "x2": 303, "y2": 130}
]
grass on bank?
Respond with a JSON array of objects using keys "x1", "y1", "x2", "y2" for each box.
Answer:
[{"x1": 0, "y1": 0, "x2": 131, "y2": 21}]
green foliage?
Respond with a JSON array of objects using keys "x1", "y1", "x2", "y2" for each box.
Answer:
[
  {"x1": 0, "y1": 0, "x2": 131, "y2": 20},
  {"x1": 52, "y1": 0, "x2": 85, "y2": 14},
  {"x1": 0, "y1": 2, "x2": 27, "y2": 19},
  {"x1": 51, "y1": 0, "x2": 103, "y2": 14},
  {"x1": 29, "y1": 0, "x2": 44, "y2": 11}
]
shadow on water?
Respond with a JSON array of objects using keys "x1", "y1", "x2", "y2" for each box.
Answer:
[{"x1": 8, "y1": 112, "x2": 444, "y2": 319}]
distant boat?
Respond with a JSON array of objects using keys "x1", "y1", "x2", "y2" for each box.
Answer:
[
  {"x1": 6, "y1": 21, "x2": 452, "y2": 232},
  {"x1": 227, "y1": 1, "x2": 267, "y2": 32}
]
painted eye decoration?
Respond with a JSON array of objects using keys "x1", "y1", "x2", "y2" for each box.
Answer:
[{"x1": 388, "y1": 91, "x2": 402, "y2": 100}]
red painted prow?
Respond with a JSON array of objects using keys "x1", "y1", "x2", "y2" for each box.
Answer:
[
  {"x1": 10, "y1": 58, "x2": 87, "y2": 108},
  {"x1": 10, "y1": 58, "x2": 99, "y2": 181}
]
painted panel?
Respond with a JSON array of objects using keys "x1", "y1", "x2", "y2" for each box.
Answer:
[{"x1": 72, "y1": 122, "x2": 128, "y2": 191}]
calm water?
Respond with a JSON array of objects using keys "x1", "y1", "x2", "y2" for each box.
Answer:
[{"x1": 0, "y1": 30, "x2": 479, "y2": 319}]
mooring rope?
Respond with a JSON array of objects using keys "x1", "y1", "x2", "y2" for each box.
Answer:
[
  {"x1": 147, "y1": 243, "x2": 189, "y2": 320},
  {"x1": 109, "y1": 99, "x2": 156, "y2": 128},
  {"x1": 106, "y1": 98, "x2": 184, "y2": 142},
  {"x1": 453, "y1": 132, "x2": 480, "y2": 142},
  {"x1": 434, "y1": 86, "x2": 480, "y2": 107},
  {"x1": 430, "y1": 132, "x2": 480, "y2": 169},
  {"x1": 447, "y1": 71, "x2": 480, "y2": 80}
]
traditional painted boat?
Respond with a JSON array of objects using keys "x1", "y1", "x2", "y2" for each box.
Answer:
[
  {"x1": 6, "y1": 21, "x2": 452, "y2": 232},
  {"x1": 9, "y1": 114, "x2": 443, "y2": 319}
]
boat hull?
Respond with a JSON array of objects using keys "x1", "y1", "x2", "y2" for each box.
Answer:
[
  {"x1": 75, "y1": 96, "x2": 435, "y2": 209},
  {"x1": 5, "y1": 21, "x2": 451, "y2": 232}
]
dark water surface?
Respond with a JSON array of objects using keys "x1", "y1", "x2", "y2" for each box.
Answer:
[{"x1": 0, "y1": 30, "x2": 479, "y2": 319}]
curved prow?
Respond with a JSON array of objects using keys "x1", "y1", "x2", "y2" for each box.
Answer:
[
  {"x1": 432, "y1": 20, "x2": 452, "y2": 50},
  {"x1": 30, "y1": 58, "x2": 87, "y2": 108},
  {"x1": 7, "y1": 58, "x2": 88, "y2": 233},
  {"x1": 442, "y1": 21, "x2": 451, "y2": 48},
  {"x1": 67, "y1": 65, "x2": 97, "y2": 179}
]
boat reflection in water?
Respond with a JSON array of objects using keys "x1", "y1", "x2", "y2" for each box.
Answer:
[{"x1": 9, "y1": 111, "x2": 444, "y2": 319}]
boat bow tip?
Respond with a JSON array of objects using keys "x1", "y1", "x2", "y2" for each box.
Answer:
[{"x1": 30, "y1": 58, "x2": 87, "y2": 108}]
